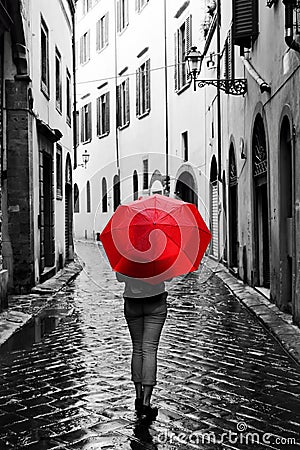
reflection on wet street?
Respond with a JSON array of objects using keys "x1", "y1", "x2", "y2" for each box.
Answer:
[{"x1": 0, "y1": 240, "x2": 300, "y2": 449}]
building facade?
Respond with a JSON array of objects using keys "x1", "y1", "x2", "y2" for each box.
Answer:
[
  {"x1": 1, "y1": 0, "x2": 76, "y2": 294},
  {"x1": 75, "y1": 0, "x2": 300, "y2": 326}
]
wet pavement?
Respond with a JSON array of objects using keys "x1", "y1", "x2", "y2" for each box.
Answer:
[{"x1": 0, "y1": 241, "x2": 300, "y2": 449}]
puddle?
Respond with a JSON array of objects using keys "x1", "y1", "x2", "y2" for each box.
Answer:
[{"x1": 0, "y1": 307, "x2": 72, "y2": 355}]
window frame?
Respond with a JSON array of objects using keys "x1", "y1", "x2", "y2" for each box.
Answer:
[
  {"x1": 97, "y1": 91, "x2": 110, "y2": 138},
  {"x1": 41, "y1": 16, "x2": 50, "y2": 97},
  {"x1": 117, "y1": 77, "x2": 130, "y2": 129},
  {"x1": 117, "y1": 0, "x2": 129, "y2": 33},
  {"x1": 136, "y1": 0, "x2": 149, "y2": 13},
  {"x1": 66, "y1": 68, "x2": 72, "y2": 126},
  {"x1": 80, "y1": 30, "x2": 90, "y2": 65},
  {"x1": 55, "y1": 46, "x2": 62, "y2": 113},
  {"x1": 96, "y1": 12, "x2": 109, "y2": 52},
  {"x1": 174, "y1": 15, "x2": 192, "y2": 93},
  {"x1": 136, "y1": 58, "x2": 150, "y2": 119},
  {"x1": 81, "y1": 102, "x2": 92, "y2": 143}
]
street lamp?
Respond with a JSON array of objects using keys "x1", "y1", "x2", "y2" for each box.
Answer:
[
  {"x1": 185, "y1": 46, "x2": 247, "y2": 96},
  {"x1": 78, "y1": 149, "x2": 90, "y2": 169}
]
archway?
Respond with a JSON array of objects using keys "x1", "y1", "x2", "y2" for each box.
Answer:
[
  {"x1": 210, "y1": 156, "x2": 218, "y2": 258},
  {"x1": 229, "y1": 145, "x2": 238, "y2": 270},
  {"x1": 279, "y1": 116, "x2": 293, "y2": 312},
  {"x1": 175, "y1": 170, "x2": 197, "y2": 205},
  {"x1": 252, "y1": 114, "x2": 270, "y2": 287}
]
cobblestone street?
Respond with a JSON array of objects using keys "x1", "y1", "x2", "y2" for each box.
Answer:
[{"x1": 0, "y1": 241, "x2": 300, "y2": 449}]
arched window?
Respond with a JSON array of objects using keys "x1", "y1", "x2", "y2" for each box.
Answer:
[
  {"x1": 74, "y1": 183, "x2": 79, "y2": 213},
  {"x1": 87, "y1": 180, "x2": 91, "y2": 213},
  {"x1": 113, "y1": 174, "x2": 120, "y2": 211},
  {"x1": 102, "y1": 177, "x2": 108, "y2": 212},
  {"x1": 133, "y1": 170, "x2": 138, "y2": 200}
]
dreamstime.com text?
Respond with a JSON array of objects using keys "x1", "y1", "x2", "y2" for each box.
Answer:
[{"x1": 155, "y1": 422, "x2": 296, "y2": 447}]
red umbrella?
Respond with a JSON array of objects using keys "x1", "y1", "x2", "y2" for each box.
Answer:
[{"x1": 100, "y1": 194, "x2": 211, "y2": 284}]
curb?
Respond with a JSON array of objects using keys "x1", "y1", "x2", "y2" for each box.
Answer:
[
  {"x1": 206, "y1": 259, "x2": 300, "y2": 366},
  {"x1": 0, "y1": 258, "x2": 83, "y2": 349}
]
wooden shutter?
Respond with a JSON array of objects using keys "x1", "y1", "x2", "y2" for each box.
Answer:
[
  {"x1": 117, "y1": 0, "x2": 120, "y2": 32},
  {"x1": 96, "y1": 97, "x2": 100, "y2": 135},
  {"x1": 105, "y1": 12, "x2": 109, "y2": 45},
  {"x1": 232, "y1": 0, "x2": 258, "y2": 48},
  {"x1": 174, "y1": 32, "x2": 178, "y2": 91},
  {"x1": 105, "y1": 92, "x2": 110, "y2": 133},
  {"x1": 87, "y1": 30, "x2": 90, "y2": 61},
  {"x1": 96, "y1": 20, "x2": 100, "y2": 51},
  {"x1": 116, "y1": 84, "x2": 120, "y2": 126},
  {"x1": 145, "y1": 59, "x2": 150, "y2": 112},
  {"x1": 125, "y1": 78, "x2": 130, "y2": 124},
  {"x1": 136, "y1": 69, "x2": 140, "y2": 116},
  {"x1": 80, "y1": 36, "x2": 83, "y2": 64},
  {"x1": 87, "y1": 102, "x2": 92, "y2": 140},
  {"x1": 185, "y1": 15, "x2": 192, "y2": 54},
  {"x1": 80, "y1": 106, "x2": 84, "y2": 141}
]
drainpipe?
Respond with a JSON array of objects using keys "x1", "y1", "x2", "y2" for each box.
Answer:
[
  {"x1": 71, "y1": 8, "x2": 77, "y2": 168},
  {"x1": 282, "y1": 0, "x2": 300, "y2": 53},
  {"x1": 164, "y1": 0, "x2": 169, "y2": 195}
]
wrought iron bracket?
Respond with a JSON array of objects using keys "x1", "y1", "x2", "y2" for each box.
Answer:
[{"x1": 196, "y1": 78, "x2": 247, "y2": 96}]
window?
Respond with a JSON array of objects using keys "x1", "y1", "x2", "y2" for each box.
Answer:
[
  {"x1": 80, "y1": 30, "x2": 90, "y2": 65},
  {"x1": 41, "y1": 16, "x2": 49, "y2": 96},
  {"x1": 117, "y1": 0, "x2": 128, "y2": 33},
  {"x1": 56, "y1": 145, "x2": 62, "y2": 199},
  {"x1": 133, "y1": 170, "x2": 138, "y2": 200},
  {"x1": 102, "y1": 177, "x2": 108, "y2": 212},
  {"x1": 96, "y1": 13, "x2": 109, "y2": 51},
  {"x1": 143, "y1": 159, "x2": 148, "y2": 190},
  {"x1": 83, "y1": 0, "x2": 92, "y2": 15},
  {"x1": 87, "y1": 181, "x2": 91, "y2": 213},
  {"x1": 136, "y1": 59, "x2": 150, "y2": 118},
  {"x1": 66, "y1": 69, "x2": 72, "y2": 125},
  {"x1": 117, "y1": 78, "x2": 130, "y2": 128},
  {"x1": 136, "y1": 0, "x2": 149, "y2": 13},
  {"x1": 97, "y1": 92, "x2": 110, "y2": 137},
  {"x1": 81, "y1": 102, "x2": 92, "y2": 143},
  {"x1": 174, "y1": 15, "x2": 192, "y2": 92},
  {"x1": 233, "y1": 0, "x2": 258, "y2": 48},
  {"x1": 74, "y1": 184, "x2": 80, "y2": 213},
  {"x1": 76, "y1": 110, "x2": 79, "y2": 147},
  {"x1": 55, "y1": 47, "x2": 62, "y2": 113},
  {"x1": 182, "y1": 131, "x2": 188, "y2": 161},
  {"x1": 113, "y1": 175, "x2": 120, "y2": 211}
]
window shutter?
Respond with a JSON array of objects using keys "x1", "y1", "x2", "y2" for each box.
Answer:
[
  {"x1": 105, "y1": 92, "x2": 110, "y2": 133},
  {"x1": 116, "y1": 84, "x2": 120, "y2": 127},
  {"x1": 81, "y1": 106, "x2": 84, "y2": 141},
  {"x1": 125, "y1": 0, "x2": 129, "y2": 26},
  {"x1": 174, "y1": 32, "x2": 178, "y2": 91},
  {"x1": 105, "y1": 12, "x2": 109, "y2": 45},
  {"x1": 96, "y1": 20, "x2": 100, "y2": 51},
  {"x1": 125, "y1": 78, "x2": 130, "y2": 124},
  {"x1": 117, "y1": 0, "x2": 120, "y2": 32},
  {"x1": 87, "y1": 30, "x2": 90, "y2": 61},
  {"x1": 135, "y1": 0, "x2": 139, "y2": 11},
  {"x1": 87, "y1": 102, "x2": 92, "y2": 140},
  {"x1": 232, "y1": 0, "x2": 258, "y2": 48},
  {"x1": 80, "y1": 36, "x2": 83, "y2": 64},
  {"x1": 145, "y1": 59, "x2": 150, "y2": 112},
  {"x1": 185, "y1": 15, "x2": 192, "y2": 54},
  {"x1": 136, "y1": 69, "x2": 140, "y2": 116},
  {"x1": 96, "y1": 97, "x2": 100, "y2": 135}
]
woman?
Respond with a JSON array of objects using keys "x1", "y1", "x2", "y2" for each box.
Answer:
[{"x1": 116, "y1": 272, "x2": 168, "y2": 420}]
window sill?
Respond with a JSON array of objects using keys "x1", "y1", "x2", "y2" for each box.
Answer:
[
  {"x1": 56, "y1": 106, "x2": 62, "y2": 115},
  {"x1": 137, "y1": 109, "x2": 150, "y2": 120},
  {"x1": 97, "y1": 43, "x2": 109, "y2": 54},
  {"x1": 118, "y1": 23, "x2": 129, "y2": 36},
  {"x1": 56, "y1": 193, "x2": 63, "y2": 201},
  {"x1": 97, "y1": 131, "x2": 110, "y2": 139},
  {"x1": 118, "y1": 121, "x2": 130, "y2": 130},
  {"x1": 66, "y1": 117, "x2": 71, "y2": 127},
  {"x1": 80, "y1": 59, "x2": 90, "y2": 67},
  {"x1": 82, "y1": 138, "x2": 92, "y2": 145}
]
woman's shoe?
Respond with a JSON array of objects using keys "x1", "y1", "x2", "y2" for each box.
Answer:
[
  {"x1": 135, "y1": 398, "x2": 143, "y2": 414},
  {"x1": 141, "y1": 404, "x2": 158, "y2": 421}
]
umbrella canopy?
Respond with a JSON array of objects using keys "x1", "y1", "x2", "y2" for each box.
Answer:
[{"x1": 100, "y1": 194, "x2": 211, "y2": 284}]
